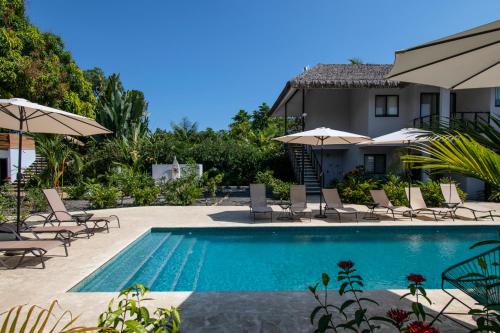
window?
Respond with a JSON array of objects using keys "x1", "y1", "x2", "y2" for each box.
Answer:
[
  {"x1": 364, "y1": 154, "x2": 386, "y2": 174},
  {"x1": 375, "y1": 95, "x2": 399, "y2": 117},
  {"x1": 495, "y1": 88, "x2": 500, "y2": 107},
  {"x1": 420, "y1": 93, "x2": 439, "y2": 118}
]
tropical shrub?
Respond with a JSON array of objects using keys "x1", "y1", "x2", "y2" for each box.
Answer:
[
  {"x1": 86, "y1": 183, "x2": 120, "y2": 209},
  {"x1": 338, "y1": 168, "x2": 379, "y2": 204},
  {"x1": 202, "y1": 169, "x2": 224, "y2": 199},
  {"x1": 417, "y1": 178, "x2": 466, "y2": 207},
  {"x1": 161, "y1": 175, "x2": 203, "y2": 206},
  {"x1": 66, "y1": 182, "x2": 88, "y2": 200},
  {"x1": 382, "y1": 174, "x2": 408, "y2": 206},
  {"x1": 132, "y1": 186, "x2": 160, "y2": 206},
  {"x1": 309, "y1": 262, "x2": 438, "y2": 333},
  {"x1": 23, "y1": 187, "x2": 47, "y2": 213},
  {"x1": 255, "y1": 170, "x2": 292, "y2": 200},
  {"x1": 97, "y1": 283, "x2": 180, "y2": 333}
]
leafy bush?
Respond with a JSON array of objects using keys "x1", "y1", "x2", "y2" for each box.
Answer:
[
  {"x1": 98, "y1": 283, "x2": 180, "y2": 332},
  {"x1": 66, "y1": 182, "x2": 88, "y2": 200},
  {"x1": 202, "y1": 169, "x2": 224, "y2": 198},
  {"x1": 161, "y1": 175, "x2": 203, "y2": 206},
  {"x1": 0, "y1": 183, "x2": 15, "y2": 221},
  {"x1": 86, "y1": 183, "x2": 120, "y2": 209},
  {"x1": 132, "y1": 186, "x2": 160, "y2": 206},
  {"x1": 23, "y1": 187, "x2": 47, "y2": 213},
  {"x1": 418, "y1": 178, "x2": 466, "y2": 207},
  {"x1": 255, "y1": 170, "x2": 292, "y2": 200},
  {"x1": 382, "y1": 174, "x2": 408, "y2": 206},
  {"x1": 337, "y1": 176, "x2": 379, "y2": 204}
]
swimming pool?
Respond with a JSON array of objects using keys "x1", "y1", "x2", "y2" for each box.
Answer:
[{"x1": 71, "y1": 226, "x2": 498, "y2": 292}]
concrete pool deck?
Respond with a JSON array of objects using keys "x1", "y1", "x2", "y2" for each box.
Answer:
[{"x1": 1, "y1": 202, "x2": 499, "y2": 332}]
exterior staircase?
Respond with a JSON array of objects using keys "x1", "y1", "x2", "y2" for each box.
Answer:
[
  {"x1": 8, "y1": 155, "x2": 47, "y2": 192},
  {"x1": 287, "y1": 144, "x2": 321, "y2": 194}
]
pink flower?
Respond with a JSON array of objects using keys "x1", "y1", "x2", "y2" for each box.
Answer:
[
  {"x1": 407, "y1": 321, "x2": 439, "y2": 333},
  {"x1": 407, "y1": 274, "x2": 426, "y2": 284}
]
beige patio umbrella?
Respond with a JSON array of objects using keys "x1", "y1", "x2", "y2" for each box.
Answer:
[
  {"x1": 274, "y1": 127, "x2": 370, "y2": 217},
  {"x1": 386, "y1": 20, "x2": 500, "y2": 89},
  {"x1": 0, "y1": 98, "x2": 112, "y2": 231},
  {"x1": 358, "y1": 128, "x2": 432, "y2": 204}
]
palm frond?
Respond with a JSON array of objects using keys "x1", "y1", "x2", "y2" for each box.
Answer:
[{"x1": 402, "y1": 133, "x2": 500, "y2": 186}]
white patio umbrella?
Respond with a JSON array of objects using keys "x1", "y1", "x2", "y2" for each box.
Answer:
[
  {"x1": 0, "y1": 98, "x2": 112, "y2": 231},
  {"x1": 358, "y1": 128, "x2": 432, "y2": 204},
  {"x1": 386, "y1": 20, "x2": 500, "y2": 89},
  {"x1": 274, "y1": 127, "x2": 370, "y2": 217}
]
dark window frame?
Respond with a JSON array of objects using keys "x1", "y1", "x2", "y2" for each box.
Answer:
[
  {"x1": 375, "y1": 95, "x2": 399, "y2": 117},
  {"x1": 495, "y1": 88, "x2": 500, "y2": 107},
  {"x1": 420, "y1": 92, "x2": 440, "y2": 118},
  {"x1": 364, "y1": 154, "x2": 386, "y2": 175}
]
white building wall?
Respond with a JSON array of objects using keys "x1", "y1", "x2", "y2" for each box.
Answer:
[
  {"x1": 8, "y1": 148, "x2": 36, "y2": 181},
  {"x1": 303, "y1": 89, "x2": 350, "y2": 131}
]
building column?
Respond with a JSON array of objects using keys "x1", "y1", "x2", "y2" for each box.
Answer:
[{"x1": 440, "y1": 88, "x2": 450, "y2": 127}]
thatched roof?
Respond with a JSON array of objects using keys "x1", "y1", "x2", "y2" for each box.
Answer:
[
  {"x1": 271, "y1": 64, "x2": 402, "y2": 114},
  {"x1": 290, "y1": 64, "x2": 400, "y2": 89}
]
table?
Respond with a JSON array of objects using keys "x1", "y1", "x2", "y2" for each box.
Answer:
[
  {"x1": 363, "y1": 203, "x2": 380, "y2": 220},
  {"x1": 277, "y1": 202, "x2": 293, "y2": 220}
]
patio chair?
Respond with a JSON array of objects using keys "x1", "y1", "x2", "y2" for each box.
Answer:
[
  {"x1": 19, "y1": 216, "x2": 90, "y2": 246},
  {"x1": 431, "y1": 246, "x2": 500, "y2": 329},
  {"x1": 249, "y1": 184, "x2": 273, "y2": 221},
  {"x1": 440, "y1": 184, "x2": 495, "y2": 221},
  {"x1": 43, "y1": 189, "x2": 120, "y2": 233},
  {"x1": 290, "y1": 185, "x2": 312, "y2": 221},
  {"x1": 0, "y1": 223, "x2": 68, "y2": 269},
  {"x1": 322, "y1": 188, "x2": 360, "y2": 222},
  {"x1": 369, "y1": 189, "x2": 412, "y2": 221},
  {"x1": 405, "y1": 187, "x2": 455, "y2": 221}
]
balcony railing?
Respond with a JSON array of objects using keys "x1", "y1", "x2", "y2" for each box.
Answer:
[{"x1": 412, "y1": 111, "x2": 491, "y2": 129}]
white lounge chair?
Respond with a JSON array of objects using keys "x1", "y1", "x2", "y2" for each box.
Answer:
[
  {"x1": 322, "y1": 188, "x2": 361, "y2": 222},
  {"x1": 406, "y1": 187, "x2": 455, "y2": 221},
  {"x1": 290, "y1": 185, "x2": 312, "y2": 221},
  {"x1": 369, "y1": 189, "x2": 412, "y2": 221}
]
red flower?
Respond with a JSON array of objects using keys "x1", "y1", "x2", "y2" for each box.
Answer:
[
  {"x1": 407, "y1": 274, "x2": 426, "y2": 283},
  {"x1": 407, "y1": 321, "x2": 439, "y2": 333},
  {"x1": 386, "y1": 308, "x2": 410, "y2": 328},
  {"x1": 337, "y1": 261, "x2": 354, "y2": 270}
]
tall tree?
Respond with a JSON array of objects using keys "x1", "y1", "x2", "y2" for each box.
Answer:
[
  {"x1": 0, "y1": 0, "x2": 97, "y2": 117},
  {"x1": 95, "y1": 74, "x2": 149, "y2": 138}
]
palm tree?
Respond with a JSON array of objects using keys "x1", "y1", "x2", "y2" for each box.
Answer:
[
  {"x1": 348, "y1": 58, "x2": 364, "y2": 64},
  {"x1": 33, "y1": 134, "x2": 82, "y2": 193}
]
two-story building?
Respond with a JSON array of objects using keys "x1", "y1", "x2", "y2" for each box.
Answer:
[{"x1": 271, "y1": 64, "x2": 500, "y2": 198}]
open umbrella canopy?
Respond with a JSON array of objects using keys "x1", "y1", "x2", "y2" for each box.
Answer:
[
  {"x1": 358, "y1": 128, "x2": 432, "y2": 146},
  {"x1": 386, "y1": 20, "x2": 500, "y2": 89},
  {"x1": 0, "y1": 98, "x2": 111, "y2": 135},
  {"x1": 274, "y1": 127, "x2": 370, "y2": 145}
]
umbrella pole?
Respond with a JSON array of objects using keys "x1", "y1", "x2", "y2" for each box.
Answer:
[
  {"x1": 16, "y1": 109, "x2": 24, "y2": 233},
  {"x1": 315, "y1": 138, "x2": 326, "y2": 218},
  {"x1": 407, "y1": 140, "x2": 411, "y2": 207}
]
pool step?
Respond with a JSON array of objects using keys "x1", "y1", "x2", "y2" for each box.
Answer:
[
  {"x1": 171, "y1": 239, "x2": 208, "y2": 291},
  {"x1": 148, "y1": 236, "x2": 195, "y2": 289},
  {"x1": 169, "y1": 238, "x2": 197, "y2": 290},
  {"x1": 76, "y1": 231, "x2": 167, "y2": 292},
  {"x1": 119, "y1": 233, "x2": 180, "y2": 289}
]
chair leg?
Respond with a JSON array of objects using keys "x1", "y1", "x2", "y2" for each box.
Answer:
[
  {"x1": 430, "y1": 297, "x2": 454, "y2": 326},
  {"x1": 472, "y1": 211, "x2": 477, "y2": 221},
  {"x1": 490, "y1": 212, "x2": 494, "y2": 221}
]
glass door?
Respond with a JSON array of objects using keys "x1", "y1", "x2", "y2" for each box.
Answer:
[{"x1": 420, "y1": 93, "x2": 439, "y2": 126}]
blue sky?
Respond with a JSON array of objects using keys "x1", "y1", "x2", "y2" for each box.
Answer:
[{"x1": 26, "y1": 0, "x2": 500, "y2": 130}]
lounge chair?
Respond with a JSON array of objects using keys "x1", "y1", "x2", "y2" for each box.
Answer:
[
  {"x1": 322, "y1": 188, "x2": 360, "y2": 222},
  {"x1": 290, "y1": 185, "x2": 312, "y2": 221},
  {"x1": 20, "y1": 216, "x2": 90, "y2": 245},
  {"x1": 0, "y1": 223, "x2": 68, "y2": 269},
  {"x1": 440, "y1": 183, "x2": 495, "y2": 221},
  {"x1": 405, "y1": 187, "x2": 455, "y2": 221},
  {"x1": 43, "y1": 189, "x2": 120, "y2": 233},
  {"x1": 369, "y1": 190, "x2": 413, "y2": 221},
  {"x1": 249, "y1": 184, "x2": 273, "y2": 221}
]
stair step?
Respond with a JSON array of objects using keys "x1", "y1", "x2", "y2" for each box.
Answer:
[
  {"x1": 76, "y1": 232, "x2": 167, "y2": 291},
  {"x1": 122, "y1": 234, "x2": 185, "y2": 289},
  {"x1": 150, "y1": 236, "x2": 198, "y2": 290},
  {"x1": 146, "y1": 235, "x2": 187, "y2": 289},
  {"x1": 170, "y1": 238, "x2": 197, "y2": 290},
  {"x1": 173, "y1": 239, "x2": 209, "y2": 291}
]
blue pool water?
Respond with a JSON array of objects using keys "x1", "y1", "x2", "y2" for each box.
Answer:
[{"x1": 71, "y1": 226, "x2": 498, "y2": 292}]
